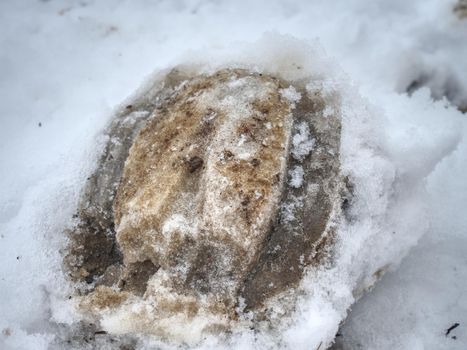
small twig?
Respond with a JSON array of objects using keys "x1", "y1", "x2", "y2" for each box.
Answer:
[{"x1": 445, "y1": 323, "x2": 460, "y2": 336}]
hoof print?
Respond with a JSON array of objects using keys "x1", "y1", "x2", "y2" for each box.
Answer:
[{"x1": 65, "y1": 68, "x2": 348, "y2": 341}]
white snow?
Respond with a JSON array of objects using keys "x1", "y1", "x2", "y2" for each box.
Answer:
[
  {"x1": 280, "y1": 86, "x2": 302, "y2": 105},
  {"x1": 289, "y1": 166, "x2": 305, "y2": 188},
  {"x1": 1, "y1": 0, "x2": 467, "y2": 349},
  {"x1": 291, "y1": 122, "x2": 315, "y2": 161}
]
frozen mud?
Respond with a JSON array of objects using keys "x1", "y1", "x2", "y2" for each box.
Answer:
[{"x1": 65, "y1": 67, "x2": 348, "y2": 343}]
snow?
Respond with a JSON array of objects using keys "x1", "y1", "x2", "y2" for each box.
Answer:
[
  {"x1": 0, "y1": 0, "x2": 466, "y2": 349},
  {"x1": 280, "y1": 86, "x2": 302, "y2": 105},
  {"x1": 289, "y1": 166, "x2": 304, "y2": 188},
  {"x1": 291, "y1": 122, "x2": 315, "y2": 161}
]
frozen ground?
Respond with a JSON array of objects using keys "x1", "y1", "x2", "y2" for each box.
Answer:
[{"x1": 0, "y1": 0, "x2": 466, "y2": 349}]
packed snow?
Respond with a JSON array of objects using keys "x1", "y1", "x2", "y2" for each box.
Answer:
[{"x1": 1, "y1": 0, "x2": 466, "y2": 349}]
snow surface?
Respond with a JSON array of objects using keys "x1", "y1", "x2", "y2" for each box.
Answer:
[
  {"x1": 288, "y1": 166, "x2": 304, "y2": 188},
  {"x1": 0, "y1": 0, "x2": 466, "y2": 349}
]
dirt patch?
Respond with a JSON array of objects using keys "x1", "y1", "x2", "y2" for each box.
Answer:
[{"x1": 455, "y1": 0, "x2": 467, "y2": 19}]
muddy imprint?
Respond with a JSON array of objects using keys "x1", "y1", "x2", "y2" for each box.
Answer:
[{"x1": 65, "y1": 68, "x2": 349, "y2": 341}]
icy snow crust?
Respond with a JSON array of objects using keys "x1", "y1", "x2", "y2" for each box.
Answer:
[{"x1": 1, "y1": 3, "x2": 466, "y2": 349}]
